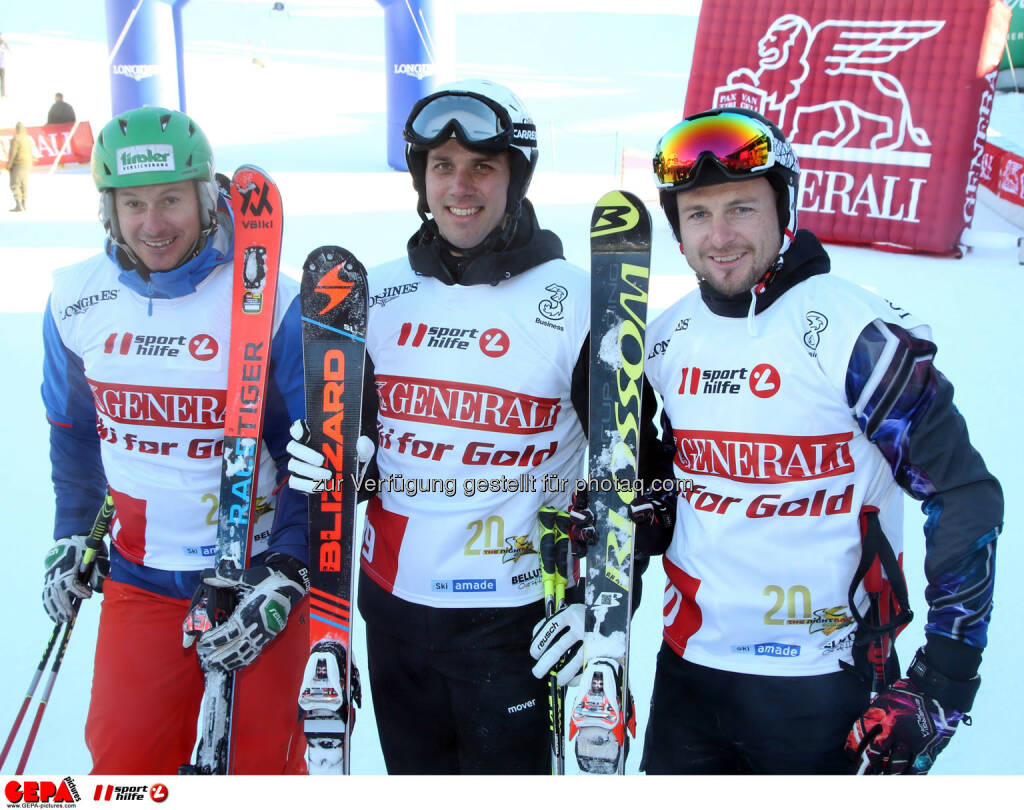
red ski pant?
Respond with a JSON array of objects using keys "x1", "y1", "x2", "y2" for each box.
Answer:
[{"x1": 85, "y1": 579, "x2": 309, "y2": 774}]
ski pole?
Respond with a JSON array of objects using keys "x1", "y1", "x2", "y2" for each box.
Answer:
[
  {"x1": 2, "y1": 492, "x2": 115, "y2": 773},
  {"x1": 0, "y1": 624, "x2": 60, "y2": 768},
  {"x1": 538, "y1": 507, "x2": 570, "y2": 775}
]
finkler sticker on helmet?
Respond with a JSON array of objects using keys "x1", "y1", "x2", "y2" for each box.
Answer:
[{"x1": 116, "y1": 144, "x2": 176, "y2": 175}]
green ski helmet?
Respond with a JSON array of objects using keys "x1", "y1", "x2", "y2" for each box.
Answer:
[{"x1": 91, "y1": 107, "x2": 219, "y2": 260}]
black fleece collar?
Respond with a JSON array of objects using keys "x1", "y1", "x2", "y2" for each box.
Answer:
[
  {"x1": 407, "y1": 198, "x2": 564, "y2": 286},
  {"x1": 698, "y1": 229, "x2": 831, "y2": 317}
]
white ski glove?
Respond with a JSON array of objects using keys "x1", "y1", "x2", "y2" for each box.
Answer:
[
  {"x1": 286, "y1": 419, "x2": 332, "y2": 494},
  {"x1": 286, "y1": 418, "x2": 375, "y2": 495},
  {"x1": 182, "y1": 554, "x2": 309, "y2": 673},
  {"x1": 530, "y1": 602, "x2": 585, "y2": 687},
  {"x1": 42, "y1": 535, "x2": 109, "y2": 623}
]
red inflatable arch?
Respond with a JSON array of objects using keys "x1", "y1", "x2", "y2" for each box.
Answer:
[{"x1": 684, "y1": 0, "x2": 1011, "y2": 255}]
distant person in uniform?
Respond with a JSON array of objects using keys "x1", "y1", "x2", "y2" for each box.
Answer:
[
  {"x1": 7, "y1": 121, "x2": 34, "y2": 212},
  {"x1": 0, "y1": 35, "x2": 10, "y2": 98},
  {"x1": 47, "y1": 93, "x2": 76, "y2": 125}
]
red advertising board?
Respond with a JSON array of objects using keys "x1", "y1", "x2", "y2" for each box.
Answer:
[
  {"x1": 684, "y1": 0, "x2": 1012, "y2": 254},
  {"x1": 1, "y1": 121, "x2": 95, "y2": 168},
  {"x1": 981, "y1": 137, "x2": 1024, "y2": 207}
]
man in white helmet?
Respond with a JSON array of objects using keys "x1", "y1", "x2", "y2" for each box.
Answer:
[
  {"x1": 288, "y1": 79, "x2": 658, "y2": 773},
  {"x1": 633, "y1": 107, "x2": 1002, "y2": 774}
]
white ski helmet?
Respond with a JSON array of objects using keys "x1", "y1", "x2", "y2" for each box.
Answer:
[{"x1": 404, "y1": 78, "x2": 539, "y2": 225}]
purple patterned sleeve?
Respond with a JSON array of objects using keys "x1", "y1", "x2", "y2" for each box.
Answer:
[{"x1": 845, "y1": 320, "x2": 1001, "y2": 650}]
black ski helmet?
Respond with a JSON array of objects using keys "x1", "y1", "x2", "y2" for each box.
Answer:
[{"x1": 652, "y1": 107, "x2": 800, "y2": 253}]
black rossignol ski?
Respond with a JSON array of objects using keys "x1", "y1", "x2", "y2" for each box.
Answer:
[
  {"x1": 297, "y1": 246, "x2": 368, "y2": 774},
  {"x1": 569, "y1": 190, "x2": 650, "y2": 774},
  {"x1": 183, "y1": 166, "x2": 282, "y2": 775}
]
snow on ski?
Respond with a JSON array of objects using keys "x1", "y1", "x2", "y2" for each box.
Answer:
[{"x1": 570, "y1": 190, "x2": 650, "y2": 775}]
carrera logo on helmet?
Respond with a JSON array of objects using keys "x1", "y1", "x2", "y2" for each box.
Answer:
[
  {"x1": 116, "y1": 145, "x2": 175, "y2": 175},
  {"x1": 513, "y1": 127, "x2": 537, "y2": 143}
]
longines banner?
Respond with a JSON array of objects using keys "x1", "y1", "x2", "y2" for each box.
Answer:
[
  {"x1": 684, "y1": 0, "x2": 1012, "y2": 254},
  {"x1": 0, "y1": 122, "x2": 95, "y2": 168}
]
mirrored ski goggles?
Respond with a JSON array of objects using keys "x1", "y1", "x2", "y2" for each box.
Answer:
[
  {"x1": 405, "y1": 92, "x2": 535, "y2": 151},
  {"x1": 653, "y1": 112, "x2": 780, "y2": 189}
]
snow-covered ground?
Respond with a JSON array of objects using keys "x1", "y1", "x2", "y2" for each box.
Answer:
[{"x1": 0, "y1": 0, "x2": 1021, "y2": 785}]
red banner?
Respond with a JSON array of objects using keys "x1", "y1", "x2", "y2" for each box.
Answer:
[
  {"x1": 0, "y1": 121, "x2": 95, "y2": 168},
  {"x1": 671, "y1": 429, "x2": 855, "y2": 484},
  {"x1": 684, "y1": 0, "x2": 1012, "y2": 255},
  {"x1": 375, "y1": 374, "x2": 561, "y2": 434},
  {"x1": 981, "y1": 136, "x2": 1024, "y2": 208}
]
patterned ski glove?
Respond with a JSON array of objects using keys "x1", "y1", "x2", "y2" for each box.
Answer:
[
  {"x1": 42, "y1": 535, "x2": 109, "y2": 623},
  {"x1": 183, "y1": 553, "x2": 309, "y2": 673},
  {"x1": 626, "y1": 483, "x2": 678, "y2": 533},
  {"x1": 845, "y1": 647, "x2": 980, "y2": 774},
  {"x1": 567, "y1": 489, "x2": 596, "y2": 553}
]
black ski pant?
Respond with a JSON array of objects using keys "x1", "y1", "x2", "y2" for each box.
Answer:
[
  {"x1": 641, "y1": 641, "x2": 871, "y2": 774},
  {"x1": 365, "y1": 622, "x2": 552, "y2": 774}
]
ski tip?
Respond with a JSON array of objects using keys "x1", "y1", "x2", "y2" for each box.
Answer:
[
  {"x1": 591, "y1": 190, "x2": 650, "y2": 239},
  {"x1": 231, "y1": 164, "x2": 275, "y2": 190},
  {"x1": 595, "y1": 189, "x2": 642, "y2": 208},
  {"x1": 302, "y1": 245, "x2": 364, "y2": 272}
]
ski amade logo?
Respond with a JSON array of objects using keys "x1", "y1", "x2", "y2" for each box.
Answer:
[
  {"x1": 5, "y1": 778, "x2": 80, "y2": 807},
  {"x1": 116, "y1": 144, "x2": 175, "y2": 176}
]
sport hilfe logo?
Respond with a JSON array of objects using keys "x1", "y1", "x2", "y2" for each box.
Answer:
[
  {"x1": 676, "y1": 364, "x2": 780, "y2": 397},
  {"x1": 92, "y1": 783, "x2": 168, "y2": 803}
]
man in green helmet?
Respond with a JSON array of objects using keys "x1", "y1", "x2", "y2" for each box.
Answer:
[{"x1": 40, "y1": 107, "x2": 309, "y2": 774}]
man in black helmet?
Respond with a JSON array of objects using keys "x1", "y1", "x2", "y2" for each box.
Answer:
[
  {"x1": 287, "y1": 78, "x2": 647, "y2": 774},
  {"x1": 634, "y1": 107, "x2": 1003, "y2": 774}
]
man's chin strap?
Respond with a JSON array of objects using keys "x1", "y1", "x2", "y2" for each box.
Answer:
[
  {"x1": 100, "y1": 180, "x2": 219, "y2": 277},
  {"x1": 111, "y1": 238, "x2": 205, "y2": 281}
]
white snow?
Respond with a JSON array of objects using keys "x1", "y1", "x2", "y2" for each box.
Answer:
[{"x1": 0, "y1": 0, "x2": 1021, "y2": 791}]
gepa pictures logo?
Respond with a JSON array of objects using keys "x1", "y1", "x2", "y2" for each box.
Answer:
[{"x1": 5, "y1": 778, "x2": 80, "y2": 806}]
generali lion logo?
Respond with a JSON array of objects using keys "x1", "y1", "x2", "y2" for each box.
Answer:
[{"x1": 714, "y1": 15, "x2": 944, "y2": 164}]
